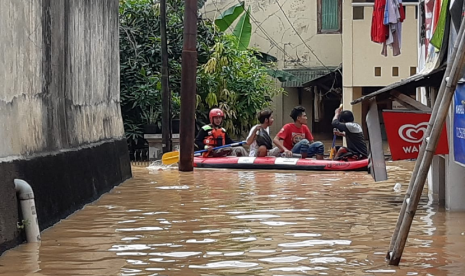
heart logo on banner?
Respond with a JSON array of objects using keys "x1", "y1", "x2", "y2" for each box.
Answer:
[{"x1": 398, "y1": 122, "x2": 429, "y2": 143}]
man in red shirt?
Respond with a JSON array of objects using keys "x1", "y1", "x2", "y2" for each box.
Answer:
[{"x1": 273, "y1": 106, "x2": 324, "y2": 159}]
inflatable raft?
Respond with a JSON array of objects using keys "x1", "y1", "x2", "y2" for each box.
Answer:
[{"x1": 193, "y1": 156, "x2": 369, "y2": 171}]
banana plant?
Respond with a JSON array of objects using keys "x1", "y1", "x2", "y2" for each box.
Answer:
[
  {"x1": 214, "y1": 2, "x2": 296, "y2": 83},
  {"x1": 214, "y1": 1, "x2": 251, "y2": 50}
]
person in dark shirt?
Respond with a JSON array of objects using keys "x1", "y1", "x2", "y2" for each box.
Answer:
[{"x1": 331, "y1": 107, "x2": 368, "y2": 160}]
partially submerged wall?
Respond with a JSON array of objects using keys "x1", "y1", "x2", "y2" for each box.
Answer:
[{"x1": 0, "y1": 0, "x2": 131, "y2": 254}]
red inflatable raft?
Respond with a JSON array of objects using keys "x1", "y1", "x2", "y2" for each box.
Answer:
[{"x1": 193, "y1": 156, "x2": 369, "y2": 171}]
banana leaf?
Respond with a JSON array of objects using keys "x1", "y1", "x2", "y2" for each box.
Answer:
[
  {"x1": 214, "y1": 1, "x2": 245, "y2": 32},
  {"x1": 232, "y1": 7, "x2": 251, "y2": 50}
]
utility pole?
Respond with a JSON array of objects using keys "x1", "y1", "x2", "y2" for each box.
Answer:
[
  {"x1": 179, "y1": 0, "x2": 198, "y2": 171},
  {"x1": 160, "y1": 0, "x2": 172, "y2": 153}
]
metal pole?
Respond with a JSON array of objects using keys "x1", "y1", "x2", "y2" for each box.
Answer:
[
  {"x1": 386, "y1": 19, "x2": 465, "y2": 261},
  {"x1": 179, "y1": 0, "x2": 198, "y2": 171},
  {"x1": 388, "y1": 22, "x2": 465, "y2": 266},
  {"x1": 160, "y1": 0, "x2": 172, "y2": 153}
]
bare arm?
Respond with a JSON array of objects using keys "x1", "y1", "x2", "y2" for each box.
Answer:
[
  {"x1": 332, "y1": 107, "x2": 341, "y2": 122},
  {"x1": 273, "y1": 135, "x2": 286, "y2": 151},
  {"x1": 273, "y1": 135, "x2": 293, "y2": 157},
  {"x1": 332, "y1": 107, "x2": 346, "y2": 137},
  {"x1": 246, "y1": 125, "x2": 260, "y2": 145}
]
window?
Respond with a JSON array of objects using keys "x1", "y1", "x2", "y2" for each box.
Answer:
[
  {"x1": 318, "y1": 0, "x2": 342, "y2": 34},
  {"x1": 353, "y1": 6, "x2": 364, "y2": 20}
]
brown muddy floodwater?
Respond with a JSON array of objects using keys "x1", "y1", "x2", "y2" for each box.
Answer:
[{"x1": 1, "y1": 161, "x2": 465, "y2": 276}]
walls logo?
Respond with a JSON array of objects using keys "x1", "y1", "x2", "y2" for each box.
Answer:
[
  {"x1": 383, "y1": 111, "x2": 448, "y2": 160},
  {"x1": 398, "y1": 122, "x2": 428, "y2": 143}
]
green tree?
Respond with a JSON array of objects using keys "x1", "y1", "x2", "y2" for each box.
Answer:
[
  {"x1": 119, "y1": 0, "x2": 215, "y2": 141},
  {"x1": 119, "y1": 0, "x2": 284, "y2": 142},
  {"x1": 196, "y1": 35, "x2": 283, "y2": 138}
]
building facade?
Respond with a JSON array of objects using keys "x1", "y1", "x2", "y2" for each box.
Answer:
[
  {"x1": 342, "y1": 0, "x2": 419, "y2": 138},
  {"x1": 203, "y1": 0, "x2": 343, "y2": 136}
]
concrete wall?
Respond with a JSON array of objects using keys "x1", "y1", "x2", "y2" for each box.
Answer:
[
  {"x1": 203, "y1": 0, "x2": 342, "y2": 70},
  {"x1": 0, "y1": 0, "x2": 124, "y2": 156},
  {"x1": 0, "y1": 0, "x2": 131, "y2": 254},
  {"x1": 344, "y1": 3, "x2": 419, "y2": 87}
]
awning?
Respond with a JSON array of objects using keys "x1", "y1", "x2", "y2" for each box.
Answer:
[
  {"x1": 351, "y1": 65, "x2": 446, "y2": 105},
  {"x1": 302, "y1": 66, "x2": 342, "y2": 92},
  {"x1": 281, "y1": 67, "x2": 337, "y2": 88}
]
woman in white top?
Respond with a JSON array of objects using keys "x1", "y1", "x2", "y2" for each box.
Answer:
[{"x1": 246, "y1": 110, "x2": 281, "y2": 157}]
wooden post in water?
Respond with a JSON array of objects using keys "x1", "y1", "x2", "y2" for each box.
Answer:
[
  {"x1": 387, "y1": 21, "x2": 465, "y2": 265},
  {"x1": 160, "y1": 0, "x2": 172, "y2": 153},
  {"x1": 386, "y1": 19, "x2": 465, "y2": 261},
  {"x1": 178, "y1": 0, "x2": 198, "y2": 171}
]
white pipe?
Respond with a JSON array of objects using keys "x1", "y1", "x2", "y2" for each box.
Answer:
[{"x1": 14, "y1": 179, "x2": 41, "y2": 243}]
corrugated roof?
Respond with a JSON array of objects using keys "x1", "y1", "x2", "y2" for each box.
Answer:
[{"x1": 281, "y1": 67, "x2": 337, "y2": 88}]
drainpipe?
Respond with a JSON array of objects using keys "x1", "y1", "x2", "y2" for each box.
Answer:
[{"x1": 14, "y1": 179, "x2": 41, "y2": 242}]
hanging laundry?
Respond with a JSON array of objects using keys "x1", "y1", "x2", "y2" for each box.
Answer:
[
  {"x1": 430, "y1": 0, "x2": 451, "y2": 49},
  {"x1": 371, "y1": 0, "x2": 389, "y2": 43},
  {"x1": 381, "y1": 0, "x2": 405, "y2": 56},
  {"x1": 371, "y1": 0, "x2": 404, "y2": 56},
  {"x1": 424, "y1": 0, "x2": 436, "y2": 56},
  {"x1": 314, "y1": 87, "x2": 320, "y2": 122}
]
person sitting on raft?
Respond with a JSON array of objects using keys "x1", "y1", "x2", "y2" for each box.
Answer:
[
  {"x1": 273, "y1": 106, "x2": 324, "y2": 159},
  {"x1": 246, "y1": 109, "x2": 281, "y2": 157},
  {"x1": 195, "y1": 108, "x2": 248, "y2": 157},
  {"x1": 331, "y1": 107, "x2": 368, "y2": 161}
]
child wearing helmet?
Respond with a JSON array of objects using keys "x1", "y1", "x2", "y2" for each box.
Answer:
[
  {"x1": 332, "y1": 107, "x2": 368, "y2": 160},
  {"x1": 194, "y1": 108, "x2": 248, "y2": 157}
]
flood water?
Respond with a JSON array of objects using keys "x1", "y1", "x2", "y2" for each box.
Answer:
[{"x1": 1, "y1": 161, "x2": 465, "y2": 275}]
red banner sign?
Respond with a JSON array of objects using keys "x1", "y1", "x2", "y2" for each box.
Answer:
[{"x1": 382, "y1": 111, "x2": 449, "y2": 160}]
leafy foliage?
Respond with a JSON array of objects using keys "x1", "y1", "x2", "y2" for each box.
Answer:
[
  {"x1": 232, "y1": 7, "x2": 252, "y2": 51},
  {"x1": 197, "y1": 35, "x2": 283, "y2": 138},
  {"x1": 120, "y1": 0, "x2": 215, "y2": 140},
  {"x1": 214, "y1": 1, "x2": 245, "y2": 32},
  {"x1": 214, "y1": 2, "x2": 294, "y2": 82},
  {"x1": 120, "y1": 0, "x2": 283, "y2": 142}
]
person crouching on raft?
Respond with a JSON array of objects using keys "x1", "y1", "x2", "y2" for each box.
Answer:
[
  {"x1": 195, "y1": 108, "x2": 248, "y2": 157},
  {"x1": 331, "y1": 107, "x2": 368, "y2": 161}
]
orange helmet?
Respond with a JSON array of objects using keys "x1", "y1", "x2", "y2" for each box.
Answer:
[{"x1": 209, "y1": 108, "x2": 224, "y2": 124}]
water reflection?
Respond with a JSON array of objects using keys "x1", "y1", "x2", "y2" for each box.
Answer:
[{"x1": 0, "y1": 161, "x2": 464, "y2": 275}]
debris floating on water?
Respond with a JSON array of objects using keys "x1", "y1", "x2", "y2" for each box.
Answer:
[
  {"x1": 147, "y1": 160, "x2": 178, "y2": 172},
  {"x1": 393, "y1": 183, "x2": 402, "y2": 192}
]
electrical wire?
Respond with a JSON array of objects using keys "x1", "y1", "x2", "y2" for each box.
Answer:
[{"x1": 274, "y1": 0, "x2": 331, "y2": 70}]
